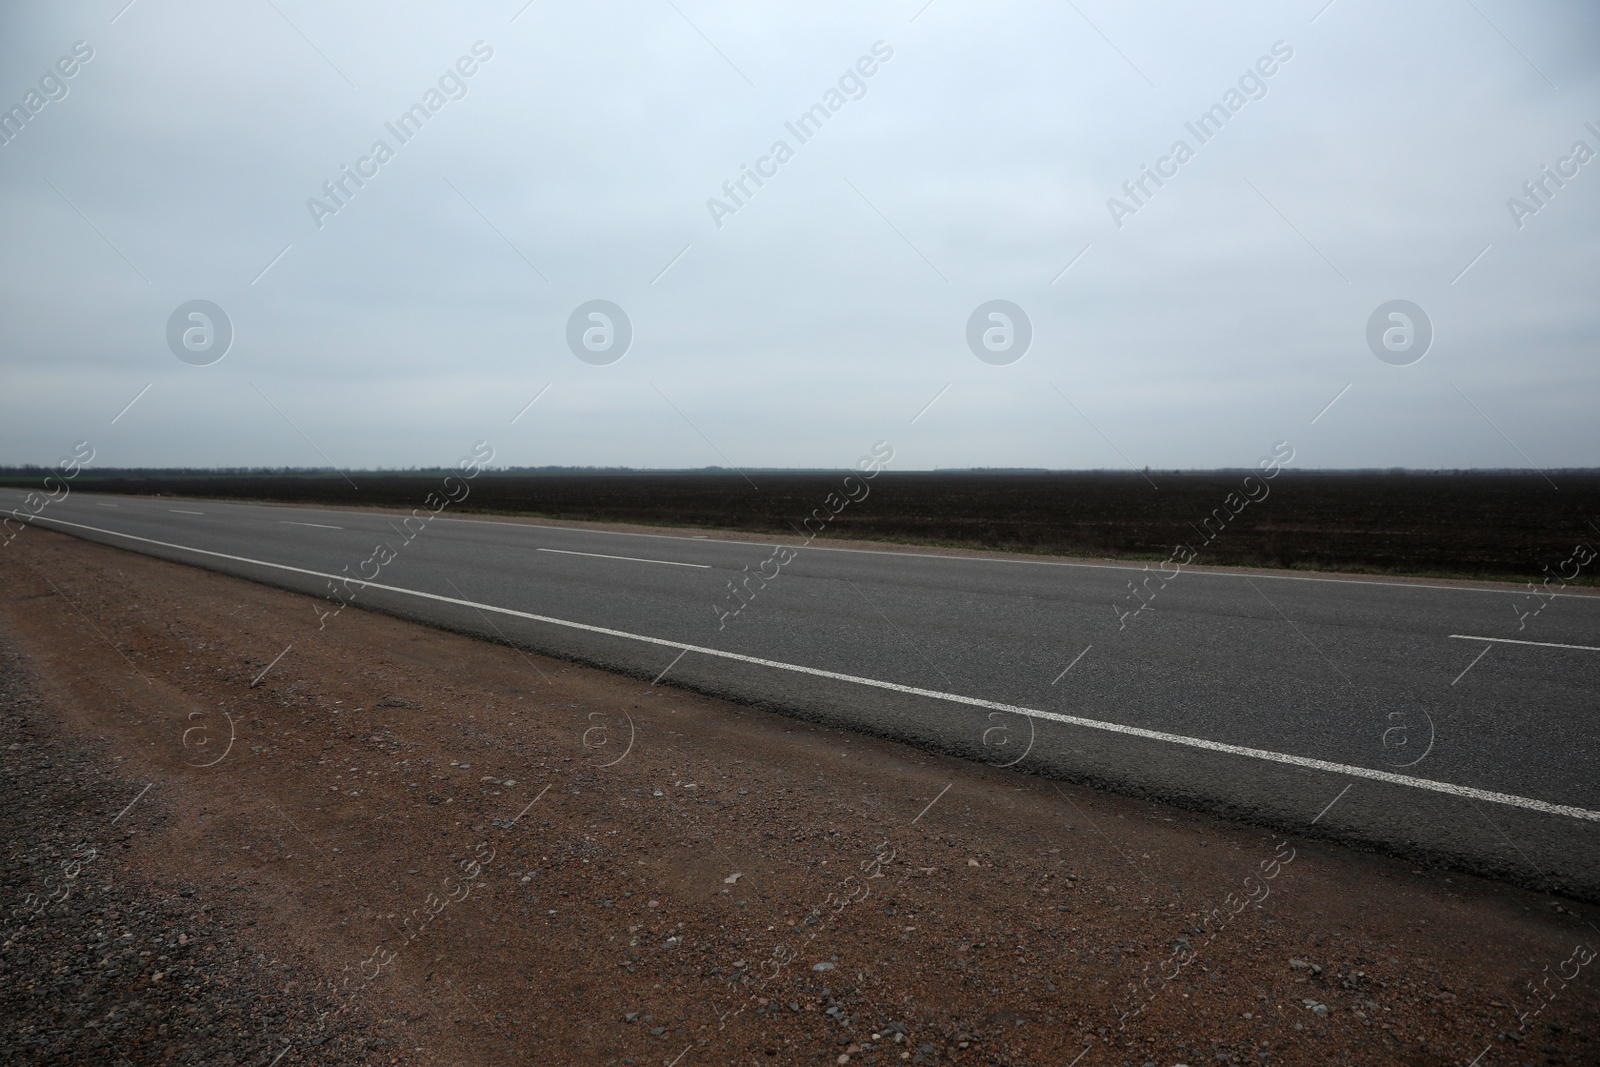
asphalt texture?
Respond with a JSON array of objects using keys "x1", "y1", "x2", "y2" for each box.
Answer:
[{"x1": 7, "y1": 488, "x2": 1598, "y2": 898}]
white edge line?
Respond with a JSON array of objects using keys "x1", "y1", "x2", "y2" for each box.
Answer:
[
  {"x1": 27, "y1": 512, "x2": 1600, "y2": 825},
  {"x1": 1449, "y1": 634, "x2": 1600, "y2": 652},
  {"x1": 537, "y1": 547, "x2": 709, "y2": 568},
  {"x1": 22, "y1": 495, "x2": 1600, "y2": 601}
]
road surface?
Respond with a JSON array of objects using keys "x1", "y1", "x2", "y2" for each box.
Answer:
[{"x1": 7, "y1": 488, "x2": 1598, "y2": 898}]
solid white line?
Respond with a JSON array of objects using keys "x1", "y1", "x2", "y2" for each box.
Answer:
[
  {"x1": 279, "y1": 520, "x2": 344, "y2": 530},
  {"x1": 168, "y1": 509, "x2": 204, "y2": 515},
  {"x1": 96, "y1": 502, "x2": 119, "y2": 507},
  {"x1": 26, "y1": 512, "x2": 1600, "y2": 825},
  {"x1": 536, "y1": 547, "x2": 709, "y2": 569},
  {"x1": 1449, "y1": 634, "x2": 1600, "y2": 653}
]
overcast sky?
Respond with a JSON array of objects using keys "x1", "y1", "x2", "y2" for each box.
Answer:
[{"x1": 2, "y1": 0, "x2": 1597, "y2": 472}]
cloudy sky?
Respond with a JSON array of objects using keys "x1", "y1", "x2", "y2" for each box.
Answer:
[{"x1": 2, "y1": 0, "x2": 1597, "y2": 471}]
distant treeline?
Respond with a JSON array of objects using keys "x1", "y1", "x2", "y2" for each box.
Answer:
[{"x1": 4, "y1": 467, "x2": 1596, "y2": 581}]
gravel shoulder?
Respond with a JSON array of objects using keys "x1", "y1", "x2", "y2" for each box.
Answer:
[{"x1": 1, "y1": 528, "x2": 1595, "y2": 1067}]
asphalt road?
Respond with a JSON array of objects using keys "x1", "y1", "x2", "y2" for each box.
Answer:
[{"x1": 8, "y1": 488, "x2": 1600, "y2": 897}]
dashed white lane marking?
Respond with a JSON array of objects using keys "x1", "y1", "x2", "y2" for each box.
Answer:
[
  {"x1": 536, "y1": 547, "x2": 709, "y2": 569},
  {"x1": 1450, "y1": 634, "x2": 1600, "y2": 653}
]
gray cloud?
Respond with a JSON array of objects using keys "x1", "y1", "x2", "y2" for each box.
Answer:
[{"x1": 1, "y1": 0, "x2": 1597, "y2": 471}]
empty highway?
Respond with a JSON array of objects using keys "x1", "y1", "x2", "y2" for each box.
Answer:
[{"x1": 7, "y1": 488, "x2": 1599, "y2": 897}]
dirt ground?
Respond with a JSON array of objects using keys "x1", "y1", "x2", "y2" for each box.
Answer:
[{"x1": 1, "y1": 527, "x2": 1596, "y2": 1067}]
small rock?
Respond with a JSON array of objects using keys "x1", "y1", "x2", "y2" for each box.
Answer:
[
  {"x1": 724, "y1": 873, "x2": 741, "y2": 884},
  {"x1": 813, "y1": 962, "x2": 835, "y2": 971}
]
